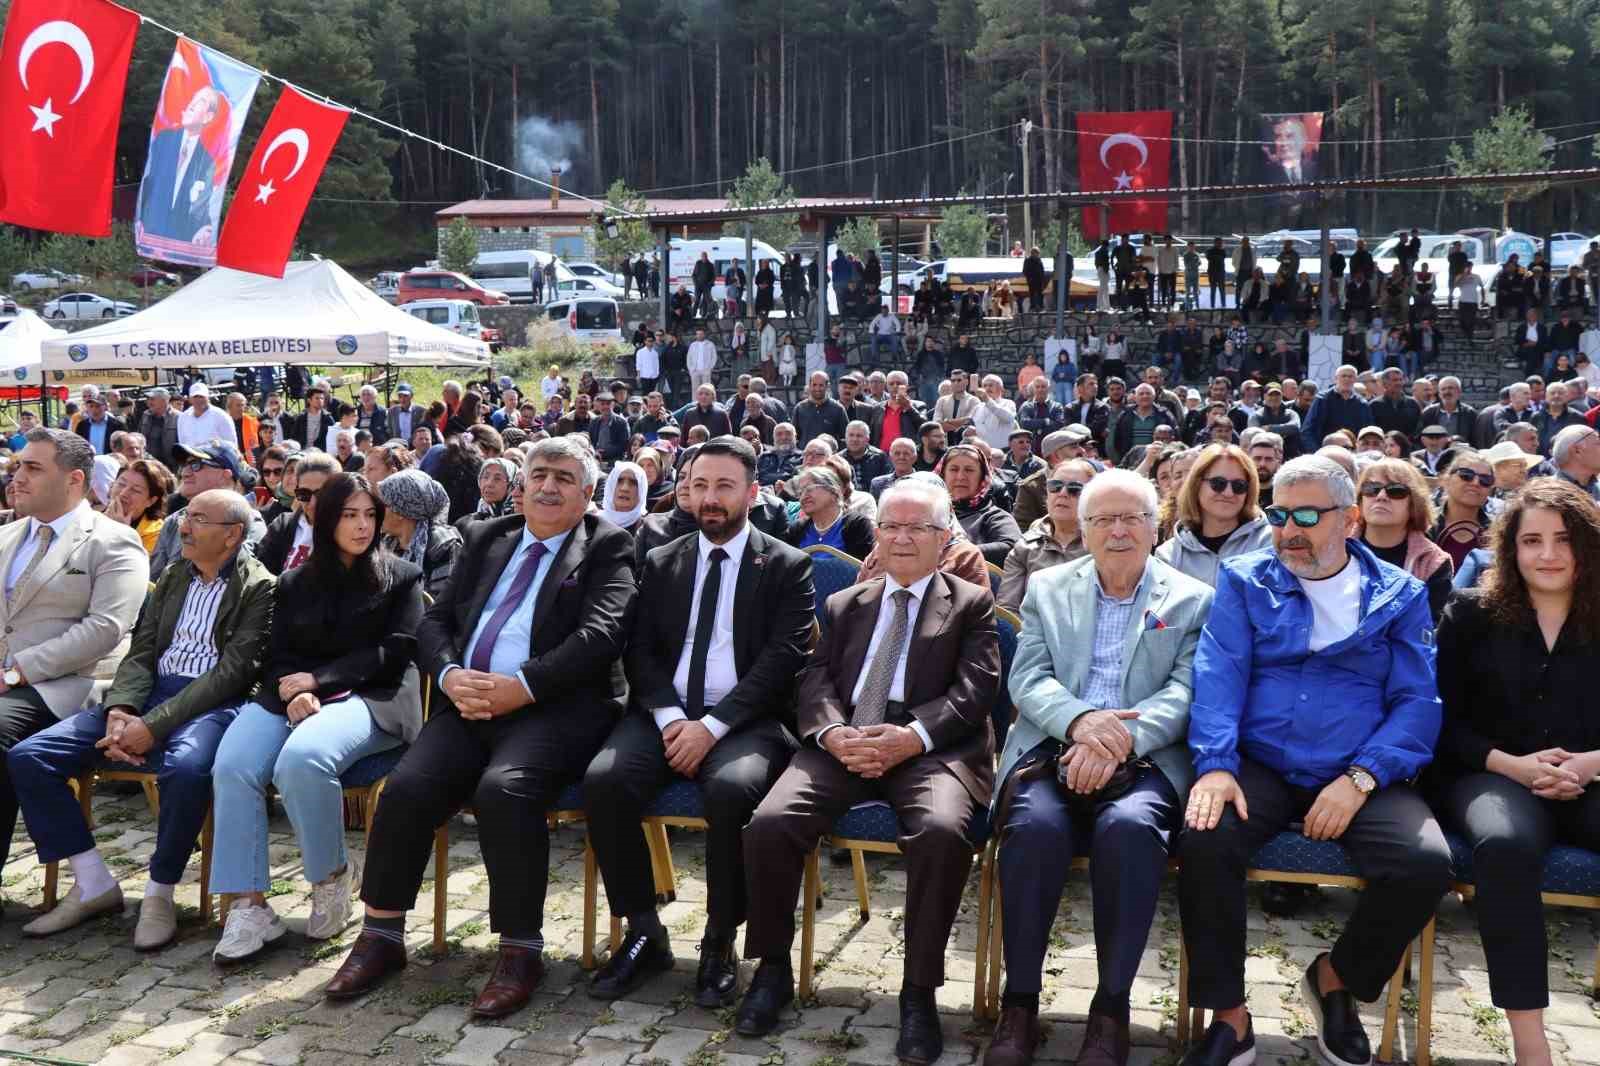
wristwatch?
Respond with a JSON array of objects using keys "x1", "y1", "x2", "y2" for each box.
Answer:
[
  {"x1": 1345, "y1": 766, "x2": 1377, "y2": 794},
  {"x1": 3, "y1": 668, "x2": 21, "y2": 688}
]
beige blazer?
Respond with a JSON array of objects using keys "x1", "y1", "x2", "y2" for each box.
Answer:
[{"x1": 0, "y1": 505, "x2": 150, "y2": 718}]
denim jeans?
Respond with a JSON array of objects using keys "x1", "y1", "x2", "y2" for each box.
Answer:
[
  {"x1": 870, "y1": 335, "x2": 900, "y2": 363},
  {"x1": 7, "y1": 675, "x2": 239, "y2": 885},
  {"x1": 210, "y1": 697, "x2": 400, "y2": 892},
  {"x1": 1053, "y1": 380, "x2": 1073, "y2": 405}
]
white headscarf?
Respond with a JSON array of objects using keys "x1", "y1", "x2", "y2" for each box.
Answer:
[{"x1": 600, "y1": 461, "x2": 647, "y2": 530}]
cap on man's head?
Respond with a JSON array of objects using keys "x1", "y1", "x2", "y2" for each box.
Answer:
[
  {"x1": 1419, "y1": 425, "x2": 1451, "y2": 438},
  {"x1": 188, "y1": 382, "x2": 210, "y2": 398},
  {"x1": 498, "y1": 375, "x2": 515, "y2": 389},
  {"x1": 1008, "y1": 428, "x2": 1033, "y2": 442},
  {"x1": 397, "y1": 382, "x2": 414, "y2": 395},
  {"x1": 173, "y1": 439, "x2": 244, "y2": 481},
  {"x1": 657, "y1": 425, "x2": 682, "y2": 438},
  {"x1": 1266, "y1": 384, "x2": 1282, "y2": 396}
]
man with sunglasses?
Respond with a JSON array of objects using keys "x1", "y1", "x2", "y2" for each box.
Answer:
[
  {"x1": 148, "y1": 442, "x2": 268, "y2": 581},
  {"x1": 254, "y1": 452, "x2": 340, "y2": 575},
  {"x1": 1012, "y1": 425, "x2": 1093, "y2": 531},
  {"x1": 1179, "y1": 455, "x2": 1451, "y2": 1066}
]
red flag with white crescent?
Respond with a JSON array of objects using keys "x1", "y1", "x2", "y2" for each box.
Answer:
[
  {"x1": 0, "y1": 0, "x2": 141, "y2": 236},
  {"x1": 216, "y1": 86, "x2": 349, "y2": 278},
  {"x1": 1077, "y1": 111, "x2": 1173, "y2": 241}
]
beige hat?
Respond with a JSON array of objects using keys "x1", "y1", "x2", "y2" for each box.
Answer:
[{"x1": 1483, "y1": 441, "x2": 1544, "y2": 468}]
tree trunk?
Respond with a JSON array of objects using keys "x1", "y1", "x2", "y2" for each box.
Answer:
[
  {"x1": 714, "y1": 37, "x2": 722, "y2": 193},
  {"x1": 589, "y1": 56, "x2": 601, "y2": 187},
  {"x1": 1175, "y1": 30, "x2": 1190, "y2": 232},
  {"x1": 509, "y1": 64, "x2": 518, "y2": 195},
  {"x1": 465, "y1": 47, "x2": 483, "y2": 193},
  {"x1": 845, "y1": 50, "x2": 854, "y2": 185},
  {"x1": 779, "y1": 20, "x2": 788, "y2": 174},
  {"x1": 1230, "y1": 45, "x2": 1247, "y2": 185}
]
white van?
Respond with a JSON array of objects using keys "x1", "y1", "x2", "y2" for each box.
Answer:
[
  {"x1": 470, "y1": 250, "x2": 577, "y2": 304},
  {"x1": 665, "y1": 237, "x2": 787, "y2": 302},
  {"x1": 545, "y1": 296, "x2": 623, "y2": 347}
]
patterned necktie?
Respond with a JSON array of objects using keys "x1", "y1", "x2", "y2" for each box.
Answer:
[
  {"x1": 685, "y1": 548, "x2": 728, "y2": 718},
  {"x1": 469, "y1": 541, "x2": 549, "y2": 673},
  {"x1": 8, "y1": 525, "x2": 53, "y2": 606},
  {"x1": 853, "y1": 589, "x2": 912, "y2": 727}
]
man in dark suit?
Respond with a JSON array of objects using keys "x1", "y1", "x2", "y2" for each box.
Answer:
[
  {"x1": 73, "y1": 393, "x2": 125, "y2": 455},
  {"x1": 583, "y1": 437, "x2": 814, "y2": 1007},
  {"x1": 134, "y1": 388, "x2": 181, "y2": 470},
  {"x1": 1515, "y1": 308, "x2": 1551, "y2": 377},
  {"x1": 137, "y1": 87, "x2": 220, "y2": 245},
  {"x1": 386, "y1": 384, "x2": 428, "y2": 445},
  {"x1": 736, "y1": 477, "x2": 998, "y2": 1063},
  {"x1": 284, "y1": 380, "x2": 338, "y2": 453},
  {"x1": 325, "y1": 437, "x2": 637, "y2": 1017}
]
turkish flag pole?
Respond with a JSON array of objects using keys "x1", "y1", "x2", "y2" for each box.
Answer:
[
  {"x1": 216, "y1": 86, "x2": 349, "y2": 278},
  {"x1": 0, "y1": 0, "x2": 141, "y2": 237},
  {"x1": 1077, "y1": 111, "x2": 1174, "y2": 242}
]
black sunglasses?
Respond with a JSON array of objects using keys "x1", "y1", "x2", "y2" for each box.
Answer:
[
  {"x1": 293, "y1": 488, "x2": 317, "y2": 502},
  {"x1": 1454, "y1": 468, "x2": 1495, "y2": 488},
  {"x1": 1045, "y1": 480, "x2": 1085, "y2": 496},
  {"x1": 1204, "y1": 477, "x2": 1249, "y2": 496},
  {"x1": 1360, "y1": 482, "x2": 1412, "y2": 500},
  {"x1": 1264, "y1": 504, "x2": 1342, "y2": 528}
]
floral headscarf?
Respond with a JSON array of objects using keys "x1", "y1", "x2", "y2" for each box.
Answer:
[
  {"x1": 475, "y1": 457, "x2": 519, "y2": 516},
  {"x1": 376, "y1": 469, "x2": 450, "y2": 566},
  {"x1": 933, "y1": 442, "x2": 992, "y2": 511}
]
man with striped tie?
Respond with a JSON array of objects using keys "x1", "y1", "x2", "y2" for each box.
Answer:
[
  {"x1": 8, "y1": 488, "x2": 270, "y2": 949},
  {"x1": 738, "y1": 476, "x2": 999, "y2": 1064}
]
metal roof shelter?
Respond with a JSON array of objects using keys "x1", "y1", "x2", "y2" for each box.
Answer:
[{"x1": 636, "y1": 167, "x2": 1600, "y2": 342}]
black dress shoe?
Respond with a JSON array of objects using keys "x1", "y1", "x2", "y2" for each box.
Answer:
[
  {"x1": 1261, "y1": 882, "x2": 1317, "y2": 918},
  {"x1": 588, "y1": 928, "x2": 674, "y2": 1000},
  {"x1": 895, "y1": 986, "x2": 944, "y2": 1065},
  {"x1": 694, "y1": 935, "x2": 739, "y2": 1008},
  {"x1": 1179, "y1": 1018, "x2": 1256, "y2": 1066},
  {"x1": 734, "y1": 960, "x2": 794, "y2": 1036},
  {"x1": 1300, "y1": 956, "x2": 1372, "y2": 1066}
]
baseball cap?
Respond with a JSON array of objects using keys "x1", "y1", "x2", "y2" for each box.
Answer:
[
  {"x1": 188, "y1": 382, "x2": 210, "y2": 398},
  {"x1": 173, "y1": 440, "x2": 245, "y2": 481},
  {"x1": 396, "y1": 382, "x2": 414, "y2": 395}
]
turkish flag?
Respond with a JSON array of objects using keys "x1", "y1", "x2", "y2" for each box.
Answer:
[
  {"x1": 0, "y1": 0, "x2": 141, "y2": 236},
  {"x1": 216, "y1": 87, "x2": 349, "y2": 278},
  {"x1": 1077, "y1": 111, "x2": 1173, "y2": 241}
]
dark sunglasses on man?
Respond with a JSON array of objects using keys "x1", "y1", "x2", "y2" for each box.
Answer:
[
  {"x1": 1359, "y1": 482, "x2": 1412, "y2": 500},
  {"x1": 1204, "y1": 476, "x2": 1249, "y2": 496},
  {"x1": 1263, "y1": 504, "x2": 1341, "y2": 528}
]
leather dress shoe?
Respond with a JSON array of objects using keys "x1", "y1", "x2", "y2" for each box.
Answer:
[
  {"x1": 734, "y1": 961, "x2": 794, "y2": 1036},
  {"x1": 471, "y1": 944, "x2": 545, "y2": 1019},
  {"x1": 982, "y1": 1003, "x2": 1039, "y2": 1066},
  {"x1": 694, "y1": 935, "x2": 739, "y2": 1008},
  {"x1": 896, "y1": 986, "x2": 944, "y2": 1065},
  {"x1": 324, "y1": 931, "x2": 407, "y2": 1000},
  {"x1": 1300, "y1": 956, "x2": 1372, "y2": 1066},
  {"x1": 1074, "y1": 1010, "x2": 1131, "y2": 1066},
  {"x1": 589, "y1": 928, "x2": 674, "y2": 999}
]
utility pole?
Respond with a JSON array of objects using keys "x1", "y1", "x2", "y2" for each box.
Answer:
[{"x1": 1019, "y1": 118, "x2": 1034, "y2": 251}]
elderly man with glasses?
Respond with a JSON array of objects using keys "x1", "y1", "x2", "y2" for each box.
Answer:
[
  {"x1": 985, "y1": 470, "x2": 1214, "y2": 1066},
  {"x1": 1178, "y1": 455, "x2": 1452, "y2": 1066}
]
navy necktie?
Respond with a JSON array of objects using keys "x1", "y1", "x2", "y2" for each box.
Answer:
[{"x1": 468, "y1": 541, "x2": 549, "y2": 673}]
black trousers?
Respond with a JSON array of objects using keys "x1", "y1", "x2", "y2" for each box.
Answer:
[
  {"x1": 360, "y1": 702, "x2": 618, "y2": 938},
  {"x1": 1178, "y1": 756, "x2": 1451, "y2": 1008},
  {"x1": 583, "y1": 713, "x2": 793, "y2": 937},
  {"x1": 999, "y1": 753, "x2": 1179, "y2": 998},
  {"x1": 0, "y1": 686, "x2": 58, "y2": 868},
  {"x1": 1441, "y1": 772, "x2": 1600, "y2": 1010}
]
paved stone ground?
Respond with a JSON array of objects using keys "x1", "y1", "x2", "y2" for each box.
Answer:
[{"x1": 1, "y1": 788, "x2": 1596, "y2": 1066}]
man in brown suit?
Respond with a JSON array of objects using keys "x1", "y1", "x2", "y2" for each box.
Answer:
[{"x1": 737, "y1": 476, "x2": 1000, "y2": 1064}]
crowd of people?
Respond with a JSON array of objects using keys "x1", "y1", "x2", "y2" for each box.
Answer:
[{"x1": 0, "y1": 335, "x2": 1594, "y2": 1066}]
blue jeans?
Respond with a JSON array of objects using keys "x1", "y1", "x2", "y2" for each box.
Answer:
[
  {"x1": 998, "y1": 747, "x2": 1179, "y2": 997},
  {"x1": 825, "y1": 363, "x2": 845, "y2": 387},
  {"x1": 210, "y1": 697, "x2": 401, "y2": 892},
  {"x1": 870, "y1": 335, "x2": 900, "y2": 363},
  {"x1": 919, "y1": 379, "x2": 941, "y2": 410},
  {"x1": 7, "y1": 675, "x2": 240, "y2": 884},
  {"x1": 1053, "y1": 380, "x2": 1073, "y2": 405}
]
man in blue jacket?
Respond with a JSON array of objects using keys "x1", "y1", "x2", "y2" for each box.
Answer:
[
  {"x1": 1300, "y1": 365, "x2": 1372, "y2": 447},
  {"x1": 1177, "y1": 455, "x2": 1451, "y2": 1066}
]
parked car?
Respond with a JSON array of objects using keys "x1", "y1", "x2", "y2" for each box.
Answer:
[
  {"x1": 396, "y1": 269, "x2": 509, "y2": 306},
  {"x1": 400, "y1": 298, "x2": 502, "y2": 352},
  {"x1": 370, "y1": 271, "x2": 402, "y2": 303},
  {"x1": 128, "y1": 267, "x2": 179, "y2": 287},
  {"x1": 545, "y1": 296, "x2": 622, "y2": 347},
  {"x1": 42, "y1": 292, "x2": 136, "y2": 319},
  {"x1": 562, "y1": 260, "x2": 627, "y2": 289},
  {"x1": 9, "y1": 268, "x2": 87, "y2": 292},
  {"x1": 0, "y1": 293, "x2": 17, "y2": 316},
  {"x1": 547, "y1": 277, "x2": 625, "y2": 300}
]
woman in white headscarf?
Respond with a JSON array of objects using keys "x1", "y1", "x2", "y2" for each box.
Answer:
[{"x1": 600, "y1": 461, "x2": 648, "y2": 534}]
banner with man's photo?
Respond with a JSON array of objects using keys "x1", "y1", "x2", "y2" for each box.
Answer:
[
  {"x1": 135, "y1": 38, "x2": 261, "y2": 268},
  {"x1": 1260, "y1": 112, "x2": 1325, "y2": 197}
]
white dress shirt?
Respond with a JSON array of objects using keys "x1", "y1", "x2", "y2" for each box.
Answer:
[
  {"x1": 817, "y1": 572, "x2": 935, "y2": 751},
  {"x1": 176, "y1": 404, "x2": 235, "y2": 448},
  {"x1": 687, "y1": 339, "x2": 718, "y2": 374},
  {"x1": 634, "y1": 344, "x2": 660, "y2": 379},
  {"x1": 655, "y1": 526, "x2": 749, "y2": 740},
  {"x1": 5, "y1": 500, "x2": 89, "y2": 597}
]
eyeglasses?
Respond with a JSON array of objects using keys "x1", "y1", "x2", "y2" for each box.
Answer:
[
  {"x1": 1204, "y1": 477, "x2": 1250, "y2": 496},
  {"x1": 1360, "y1": 482, "x2": 1412, "y2": 500},
  {"x1": 1046, "y1": 480, "x2": 1085, "y2": 496},
  {"x1": 181, "y1": 514, "x2": 242, "y2": 529},
  {"x1": 293, "y1": 488, "x2": 317, "y2": 502},
  {"x1": 876, "y1": 521, "x2": 942, "y2": 538},
  {"x1": 1264, "y1": 504, "x2": 1342, "y2": 528},
  {"x1": 180, "y1": 459, "x2": 224, "y2": 475},
  {"x1": 1454, "y1": 468, "x2": 1495, "y2": 488},
  {"x1": 262, "y1": 466, "x2": 285, "y2": 478},
  {"x1": 1083, "y1": 512, "x2": 1150, "y2": 530}
]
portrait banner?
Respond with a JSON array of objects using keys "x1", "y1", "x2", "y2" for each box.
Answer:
[
  {"x1": 1260, "y1": 112, "x2": 1324, "y2": 190},
  {"x1": 135, "y1": 37, "x2": 260, "y2": 268}
]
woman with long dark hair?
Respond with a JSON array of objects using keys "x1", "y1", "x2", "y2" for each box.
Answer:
[
  {"x1": 1432, "y1": 480, "x2": 1600, "y2": 1066},
  {"x1": 210, "y1": 473, "x2": 425, "y2": 962}
]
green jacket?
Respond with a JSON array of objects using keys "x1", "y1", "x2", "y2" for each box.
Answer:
[{"x1": 103, "y1": 550, "x2": 276, "y2": 741}]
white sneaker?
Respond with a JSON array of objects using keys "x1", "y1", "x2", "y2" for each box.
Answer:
[
  {"x1": 213, "y1": 900, "x2": 285, "y2": 963},
  {"x1": 306, "y1": 860, "x2": 359, "y2": 941}
]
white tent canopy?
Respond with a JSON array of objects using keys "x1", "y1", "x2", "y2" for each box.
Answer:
[
  {"x1": 0, "y1": 310, "x2": 68, "y2": 383},
  {"x1": 41, "y1": 260, "x2": 490, "y2": 372}
]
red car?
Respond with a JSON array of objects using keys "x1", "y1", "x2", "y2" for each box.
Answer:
[{"x1": 128, "y1": 267, "x2": 179, "y2": 287}]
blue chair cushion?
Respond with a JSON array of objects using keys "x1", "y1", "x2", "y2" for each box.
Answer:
[
  {"x1": 1447, "y1": 831, "x2": 1600, "y2": 897},
  {"x1": 829, "y1": 801, "x2": 992, "y2": 849},
  {"x1": 1248, "y1": 832, "x2": 1361, "y2": 878},
  {"x1": 553, "y1": 781, "x2": 584, "y2": 812},
  {"x1": 645, "y1": 778, "x2": 705, "y2": 819},
  {"x1": 340, "y1": 746, "x2": 406, "y2": 790}
]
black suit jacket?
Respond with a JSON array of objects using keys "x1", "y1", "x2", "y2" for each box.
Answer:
[
  {"x1": 417, "y1": 512, "x2": 637, "y2": 712},
  {"x1": 255, "y1": 510, "x2": 300, "y2": 575},
  {"x1": 284, "y1": 409, "x2": 335, "y2": 451},
  {"x1": 75, "y1": 414, "x2": 126, "y2": 453},
  {"x1": 798, "y1": 572, "x2": 999, "y2": 803},
  {"x1": 626, "y1": 526, "x2": 814, "y2": 732}
]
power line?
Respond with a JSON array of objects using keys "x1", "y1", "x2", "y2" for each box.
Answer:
[{"x1": 1033, "y1": 118, "x2": 1600, "y2": 148}]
